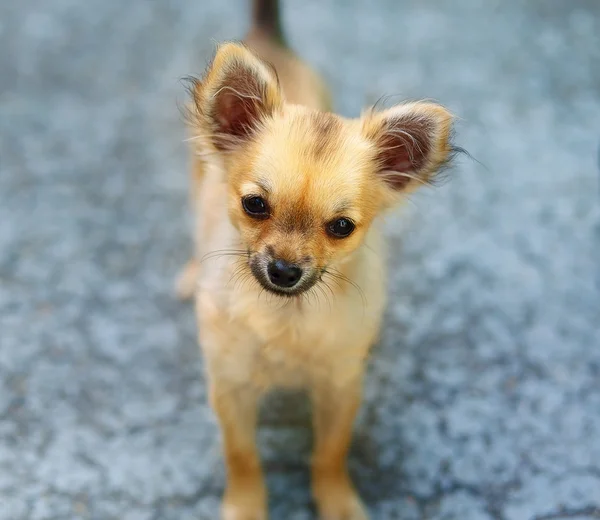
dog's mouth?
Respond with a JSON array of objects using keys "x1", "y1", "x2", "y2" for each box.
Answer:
[{"x1": 248, "y1": 255, "x2": 318, "y2": 297}]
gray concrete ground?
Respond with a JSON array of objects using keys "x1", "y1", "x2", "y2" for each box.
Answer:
[{"x1": 1, "y1": 0, "x2": 599, "y2": 519}]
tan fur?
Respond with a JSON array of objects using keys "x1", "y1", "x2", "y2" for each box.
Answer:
[{"x1": 177, "y1": 13, "x2": 454, "y2": 520}]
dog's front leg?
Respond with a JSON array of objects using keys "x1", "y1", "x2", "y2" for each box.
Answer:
[
  {"x1": 310, "y1": 367, "x2": 369, "y2": 520},
  {"x1": 209, "y1": 378, "x2": 266, "y2": 520},
  {"x1": 204, "y1": 354, "x2": 267, "y2": 520}
]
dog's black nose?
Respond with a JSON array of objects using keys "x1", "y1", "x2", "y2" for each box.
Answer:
[{"x1": 267, "y1": 259, "x2": 302, "y2": 288}]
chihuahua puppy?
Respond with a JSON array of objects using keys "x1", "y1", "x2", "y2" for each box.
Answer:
[{"x1": 176, "y1": 1, "x2": 455, "y2": 518}]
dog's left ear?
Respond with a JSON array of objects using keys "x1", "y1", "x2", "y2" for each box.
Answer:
[{"x1": 362, "y1": 102, "x2": 454, "y2": 198}]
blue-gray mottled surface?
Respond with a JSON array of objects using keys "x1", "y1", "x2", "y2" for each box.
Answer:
[{"x1": 1, "y1": 1, "x2": 599, "y2": 519}]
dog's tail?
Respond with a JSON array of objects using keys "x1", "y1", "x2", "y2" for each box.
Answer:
[{"x1": 251, "y1": 0, "x2": 285, "y2": 45}]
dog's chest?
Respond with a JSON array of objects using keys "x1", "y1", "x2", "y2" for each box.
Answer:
[
  {"x1": 252, "y1": 325, "x2": 341, "y2": 388},
  {"x1": 233, "y1": 299, "x2": 372, "y2": 389}
]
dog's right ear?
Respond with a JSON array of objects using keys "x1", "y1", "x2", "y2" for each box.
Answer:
[{"x1": 192, "y1": 42, "x2": 283, "y2": 151}]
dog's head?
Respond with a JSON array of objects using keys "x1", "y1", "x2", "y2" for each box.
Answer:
[{"x1": 190, "y1": 43, "x2": 455, "y2": 296}]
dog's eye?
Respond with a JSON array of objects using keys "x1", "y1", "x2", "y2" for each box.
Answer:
[
  {"x1": 242, "y1": 195, "x2": 269, "y2": 218},
  {"x1": 327, "y1": 218, "x2": 355, "y2": 238}
]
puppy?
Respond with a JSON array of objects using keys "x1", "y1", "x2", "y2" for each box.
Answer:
[{"x1": 176, "y1": 1, "x2": 455, "y2": 518}]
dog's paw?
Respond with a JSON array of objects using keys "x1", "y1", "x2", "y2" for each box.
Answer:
[
  {"x1": 222, "y1": 503, "x2": 267, "y2": 520},
  {"x1": 221, "y1": 484, "x2": 267, "y2": 520},
  {"x1": 222, "y1": 499, "x2": 267, "y2": 520},
  {"x1": 317, "y1": 496, "x2": 368, "y2": 520},
  {"x1": 313, "y1": 476, "x2": 369, "y2": 520},
  {"x1": 174, "y1": 259, "x2": 199, "y2": 301}
]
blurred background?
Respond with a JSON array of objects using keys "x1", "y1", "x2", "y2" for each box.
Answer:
[{"x1": 1, "y1": 0, "x2": 599, "y2": 519}]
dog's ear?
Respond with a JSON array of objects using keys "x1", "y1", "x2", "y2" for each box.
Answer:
[
  {"x1": 192, "y1": 42, "x2": 283, "y2": 151},
  {"x1": 362, "y1": 102, "x2": 454, "y2": 197}
]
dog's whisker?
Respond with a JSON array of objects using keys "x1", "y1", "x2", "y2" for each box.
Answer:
[
  {"x1": 199, "y1": 248, "x2": 248, "y2": 265},
  {"x1": 317, "y1": 283, "x2": 332, "y2": 313},
  {"x1": 227, "y1": 261, "x2": 249, "y2": 288},
  {"x1": 323, "y1": 268, "x2": 367, "y2": 308}
]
